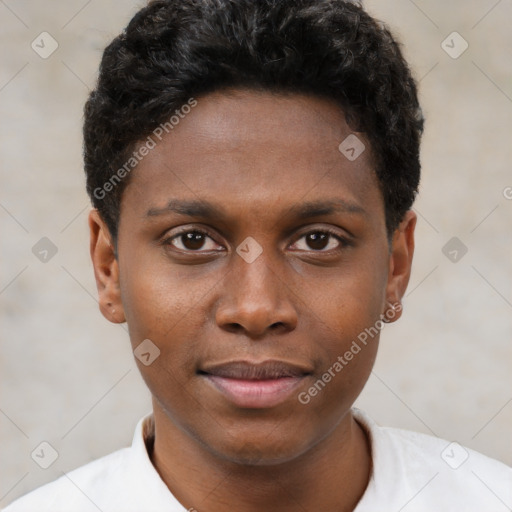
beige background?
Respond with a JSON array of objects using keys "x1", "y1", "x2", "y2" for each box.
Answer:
[{"x1": 1, "y1": 0, "x2": 511, "y2": 506}]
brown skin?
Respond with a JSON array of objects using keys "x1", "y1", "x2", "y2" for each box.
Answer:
[{"x1": 89, "y1": 89, "x2": 416, "y2": 512}]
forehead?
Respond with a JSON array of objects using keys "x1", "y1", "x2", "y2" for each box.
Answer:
[{"x1": 120, "y1": 89, "x2": 384, "y2": 226}]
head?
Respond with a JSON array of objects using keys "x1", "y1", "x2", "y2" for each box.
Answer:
[{"x1": 86, "y1": 0, "x2": 422, "y2": 464}]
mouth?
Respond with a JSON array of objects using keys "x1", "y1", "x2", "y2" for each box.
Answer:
[{"x1": 198, "y1": 360, "x2": 312, "y2": 409}]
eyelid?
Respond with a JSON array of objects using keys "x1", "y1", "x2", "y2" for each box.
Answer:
[
  {"x1": 289, "y1": 224, "x2": 352, "y2": 243},
  {"x1": 161, "y1": 223, "x2": 352, "y2": 253},
  {"x1": 288, "y1": 226, "x2": 351, "y2": 251},
  {"x1": 162, "y1": 226, "x2": 224, "y2": 252}
]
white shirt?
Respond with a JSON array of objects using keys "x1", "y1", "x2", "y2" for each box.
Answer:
[{"x1": 3, "y1": 408, "x2": 511, "y2": 512}]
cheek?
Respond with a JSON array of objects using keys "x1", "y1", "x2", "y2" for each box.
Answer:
[
  {"x1": 308, "y1": 301, "x2": 381, "y2": 394},
  {"x1": 302, "y1": 256, "x2": 387, "y2": 394},
  {"x1": 308, "y1": 251, "x2": 388, "y2": 340},
  {"x1": 299, "y1": 303, "x2": 381, "y2": 429},
  {"x1": 118, "y1": 252, "x2": 216, "y2": 398},
  {"x1": 118, "y1": 251, "x2": 210, "y2": 344}
]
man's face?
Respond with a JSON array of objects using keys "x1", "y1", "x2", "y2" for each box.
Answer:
[{"x1": 91, "y1": 90, "x2": 413, "y2": 465}]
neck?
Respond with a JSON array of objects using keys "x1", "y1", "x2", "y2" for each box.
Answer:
[{"x1": 148, "y1": 403, "x2": 371, "y2": 512}]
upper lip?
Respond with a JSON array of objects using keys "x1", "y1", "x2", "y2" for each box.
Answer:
[{"x1": 199, "y1": 360, "x2": 312, "y2": 380}]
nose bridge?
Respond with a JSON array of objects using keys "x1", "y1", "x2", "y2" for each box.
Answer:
[
  {"x1": 215, "y1": 244, "x2": 297, "y2": 337},
  {"x1": 234, "y1": 249, "x2": 278, "y2": 299}
]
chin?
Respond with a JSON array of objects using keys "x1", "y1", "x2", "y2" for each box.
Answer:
[{"x1": 204, "y1": 430, "x2": 315, "y2": 467}]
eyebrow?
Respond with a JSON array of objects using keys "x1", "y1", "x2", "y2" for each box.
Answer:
[
  {"x1": 290, "y1": 199, "x2": 366, "y2": 218},
  {"x1": 145, "y1": 198, "x2": 366, "y2": 220}
]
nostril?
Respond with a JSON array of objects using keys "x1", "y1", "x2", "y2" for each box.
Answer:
[{"x1": 225, "y1": 323, "x2": 243, "y2": 334}]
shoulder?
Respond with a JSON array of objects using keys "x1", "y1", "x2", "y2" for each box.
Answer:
[
  {"x1": 3, "y1": 413, "x2": 181, "y2": 512},
  {"x1": 3, "y1": 448, "x2": 132, "y2": 512},
  {"x1": 353, "y1": 408, "x2": 512, "y2": 511}
]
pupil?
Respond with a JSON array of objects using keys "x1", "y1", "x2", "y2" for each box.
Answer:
[
  {"x1": 183, "y1": 232, "x2": 205, "y2": 250},
  {"x1": 180, "y1": 232, "x2": 330, "y2": 251},
  {"x1": 307, "y1": 232, "x2": 328, "y2": 250}
]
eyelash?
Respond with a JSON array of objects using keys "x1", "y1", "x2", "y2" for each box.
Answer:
[{"x1": 161, "y1": 226, "x2": 351, "y2": 254}]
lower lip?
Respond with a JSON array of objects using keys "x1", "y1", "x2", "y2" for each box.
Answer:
[{"x1": 204, "y1": 375, "x2": 306, "y2": 408}]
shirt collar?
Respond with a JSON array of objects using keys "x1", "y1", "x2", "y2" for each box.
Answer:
[
  {"x1": 352, "y1": 407, "x2": 406, "y2": 509},
  {"x1": 127, "y1": 411, "x2": 186, "y2": 511},
  {"x1": 131, "y1": 408, "x2": 385, "y2": 511}
]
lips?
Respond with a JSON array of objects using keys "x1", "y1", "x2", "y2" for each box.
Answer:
[
  {"x1": 200, "y1": 360, "x2": 310, "y2": 380},
  {"x1": 199, "y1": 360, "x2": 312, "y2": 409}
]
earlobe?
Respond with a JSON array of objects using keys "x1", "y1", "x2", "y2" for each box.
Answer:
[
  {"x1": 383, "y1": 210, "x2": 416, "y2": 323},
  {"x1": 88, "y1": 209, "x2": 126, "y2": 323}
]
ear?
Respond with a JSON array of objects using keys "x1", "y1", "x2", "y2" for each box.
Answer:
[
  {"x1": 88, "y1": 209, "x2": 125, "y2": 323},
  {"x1": 383, "y1": 210, "x2": 416, "y2": 323}
]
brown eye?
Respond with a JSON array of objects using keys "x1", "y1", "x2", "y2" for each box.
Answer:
[
  {"x1": 165, "y1": 229, "x2": 222, "y2": 252},
  {"x1": 290, "y1": 230, "x2": 346, "y2": 252},
  {"x1": 180, "y1": 232, "x2": 207, "y2": 250},
  {"x1": 305, "y1": 232, "x2": 330, "y2": 250}
]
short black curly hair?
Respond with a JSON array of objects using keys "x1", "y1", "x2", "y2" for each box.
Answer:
[{"x1": 84, "y1": 0, "x2": 423, "y2": 245}]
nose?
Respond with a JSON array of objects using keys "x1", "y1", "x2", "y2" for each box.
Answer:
[{"x1": 215, "y1": 251, "x2": 298, "y2": 339}]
